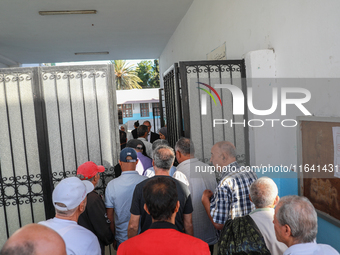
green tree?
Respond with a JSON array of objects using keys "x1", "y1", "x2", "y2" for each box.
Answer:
[
  {"x1": 136, "y1": 59, "x2": 160, "y2": 88},
  {"x1": 112, "y1": 60, "x2": 142, "y2": 90},
  {"x1": 136, "y1": 60, "x2": 153, "y2": 88},
  {"x1": 150, "y1": 59, "x2": 160, "y2": 88}
]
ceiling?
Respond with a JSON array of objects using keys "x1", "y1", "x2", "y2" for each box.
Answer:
[{"x1": 0, "y1": 0, "x2": 193, "y2": 65}]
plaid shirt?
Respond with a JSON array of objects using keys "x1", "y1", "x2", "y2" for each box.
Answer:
[{"x1": 210, "y1": 161, "x2": 257, "y2": 225}]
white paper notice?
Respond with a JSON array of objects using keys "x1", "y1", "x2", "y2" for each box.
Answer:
[{"x1": 332, "y1": 127, "x2": 340, "y2": 178}]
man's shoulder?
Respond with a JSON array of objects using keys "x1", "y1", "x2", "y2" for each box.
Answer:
[
  {"x1": 120, "y1": 228, "x2": 208, "y2": 250},
  {"x1": 285, "y1": 243, "x2": 339, "y2": 255},
  {"x1": 135, "y1": 176, "x2": 150, "y2": 188},
  {"x1": 220, "y1": 168, "x2": 257, "y2": 185},
  {"x1": 40, "y1": 218, "x2": 97, "y2": 239}
]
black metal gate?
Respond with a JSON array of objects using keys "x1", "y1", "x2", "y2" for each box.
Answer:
[
  {"x1": 163, "y1": 60, "x2": 249, "y2": 165},
  {"x1": 162, "y1": 63, "x2": 183, "y2": 149},
  {"x1": 0, "y1": 65, "x2": 119, "y2": 246}
]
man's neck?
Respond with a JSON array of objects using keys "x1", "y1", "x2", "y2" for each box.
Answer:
[
  {"x1": 179, "y1": 155, "x2": 194, "y2": 164},
  {"x1": 121, "y1": 168, "x2": 136, "y2": 172},
  {"x1": 152, "y1": 214, "x2": 176, "y2": 225},
  {"x1": 55, "y1": 213, "x2": 79, "y2": 223},
  {"x1": 154, "y1": 169, "x2": 170, "y2": 176}
]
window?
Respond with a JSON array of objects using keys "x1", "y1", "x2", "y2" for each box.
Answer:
[
  {"x1": 140, "y1": 103, "x2": 149, "y2": 117},
  {"x1": 152, "y1": 103, "x2": 160, "y2": 116},
  {"x1": 118, "y1": 104, "x2": 133, "y2": 118}
]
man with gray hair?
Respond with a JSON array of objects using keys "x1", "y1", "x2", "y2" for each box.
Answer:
[
  {"x1": 39, "y1": 177, "x2": 101, "y2": 255},
  {"x1": 274, "y1": 195, "x2": 339, "y2": 255},
  {"x1": 202, "y1": 141, "x2": 257, "y2": 230},
  {"x1": 128, "y1": 145, "x2": 193, "y2": 238},
  {"x1": 217, "y1": 177, "x2": 286, "y2": 255},
  {"x1": 173, "y1": 137, "x2": 218, "y2": 253},
  {"x1": 249, "y1": 177, "x2": 287, "y2": 254},
  {"x1": 144, "y1": 139, "x2": 177, "y2": 177}
]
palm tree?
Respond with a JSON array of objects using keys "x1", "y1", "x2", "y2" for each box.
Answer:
[{"x1": 112, "y1": 60, "x2": 142, "y2": 90}]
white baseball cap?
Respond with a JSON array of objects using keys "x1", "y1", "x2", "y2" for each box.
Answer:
[{"x1": 52, "y1": 177, "x2": 94, "y2": 211}]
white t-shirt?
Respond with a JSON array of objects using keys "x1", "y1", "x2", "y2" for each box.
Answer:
[
  {"x1": 249, "y1": 208, "x2": 287, "y2": 255},
  {"x1": 39, "y1": 217, "x2": 101, "y2": 255}
]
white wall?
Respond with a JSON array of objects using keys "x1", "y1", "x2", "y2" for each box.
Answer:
[
  {"x1": 160, "y1": 0, "x2": 340, "y2": 77},
  {"x1": 159, "y1": 0, "x2": 340, "y2": 167}
]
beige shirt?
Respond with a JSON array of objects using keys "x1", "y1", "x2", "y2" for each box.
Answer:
[{"x1": 249, "y1": 208, "x2": 288, "y2": 255}]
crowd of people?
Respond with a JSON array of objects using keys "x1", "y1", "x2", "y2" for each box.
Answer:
[{"x1": 1, "y1": 124, "x2": 339, "y2": 255}]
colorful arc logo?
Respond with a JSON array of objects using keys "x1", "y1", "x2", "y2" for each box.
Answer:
[
  {"x1": 197, "y1": 82, "x2": 223, "y2": 106},
  {"x1": 197, "y1": 82, "x2": 222, "y2": 115}
]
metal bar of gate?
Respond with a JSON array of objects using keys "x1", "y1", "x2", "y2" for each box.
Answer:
[
  {"x1": 240, "y1": 60, "x2": 250, "y2": 166},
  {"x1": 218, "y1": 64, "x2": 226, "y2": 141},
  {"x1": 80, "y1": 72, "x2": 90, "y2": 161},
  {"x1": 0, "y1": 161, "x2": 9, "y2": 238},
  {"x1": 179, "y1": 64, "x2": 191, "y2": 138},
  {"x1": 36, "y1": 68, "x2": 54, "y2": 219},
  {"x1": 54, "y1": 74, "x2": 67, "y2": 177},
  {"x1": 66, "y1": 72, "x2": 78, "y2": 168},
  {"x1": 17, "y1": 75, "x2": 35, "y2": 223},
  {"x1": 3, "y1": 76, "x2": 23, "y2": 228},
  {"x1": 92, "y1": 72, "x2": 103, "y2": 165},
  {"x1": 174, "y1": 63, "x2": 183, "y2": 137},
  {"x1": 195, "y1": 65, "x2": 205, "y2": 161},
  {"x1": 228, "y1": 64, "x2": 237, "y2": 147},
  {"x1": 158, "y1": 88, "x2": 165, "y2": 128}
]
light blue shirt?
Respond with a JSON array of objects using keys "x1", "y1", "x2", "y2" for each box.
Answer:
[{"x1": 105, "y1": 171, "x2": 147, "y2": 243}]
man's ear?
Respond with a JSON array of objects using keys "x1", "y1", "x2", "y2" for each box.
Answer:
[
  {"x1": 249, "y1": 194, "x2": 253, "y2": 203},
  {"x1": 284, "y1": 224, "x2": 292, "y2": 238},
  {"x1": 152, "y1": 160, "x2": 155, "y2": 167},
  {"x1": 174, "y1": 201, "x2": 180, "y2": 213},
  {"x1": 119, "y1": 160, "x2": 122, "y2": 167},
  {"x1": 273, "y1": 195, "x2": 280, "y2": 207},
  {"x1": 144, "y1": 204, "x2": 150, "y2": 215},
  {"x1": 79, "y1": 199, "x2": 87, "y2": 213}
]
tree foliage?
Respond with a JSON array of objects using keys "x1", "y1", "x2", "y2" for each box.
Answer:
[
  {"x1": 136, "y1": 59, "x2": 160, "y2": 88},
  {"x1": 112, "y1": 60, "x2": 142, "y2": 90}
]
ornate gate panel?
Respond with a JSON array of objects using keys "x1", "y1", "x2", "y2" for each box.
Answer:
[
  {"x1": 0, "y1": 65, "x2": 119, "y2": 247},
  {"x1": 162, "y1": 60, "x2": 249, "y2": 165}
]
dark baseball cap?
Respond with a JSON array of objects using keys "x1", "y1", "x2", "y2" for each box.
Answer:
[
  {"x1": 126, "y1": 139, "x2": 144, "y2": 150},
  {"x1": 120, "y1": 147, "x2": 138, "y2": 162}
]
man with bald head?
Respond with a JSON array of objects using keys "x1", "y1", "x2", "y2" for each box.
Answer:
[
  {"x1": 1, "y1": 223, "x2": 66, "y2": 255},
  {"x1": 202, "y1": 141, "x2": 257, "y2": 230}
]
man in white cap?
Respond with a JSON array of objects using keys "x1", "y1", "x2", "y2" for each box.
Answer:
[
  {"x1": 39, "y1": 177, "x2": 101, "y2": 255},
  {"x1": 77, "y1": 161, "x2": 114, "y2": 255}
]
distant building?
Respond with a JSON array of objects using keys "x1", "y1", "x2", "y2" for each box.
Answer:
[{"x1": 116, "y1": 88, "x2": 161, "y2": 131}]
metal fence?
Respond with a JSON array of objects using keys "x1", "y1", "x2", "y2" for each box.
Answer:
[
  {"x1": 162, "y1": 64, "x2": 183, "y2": 149},
  {"x1": 163, "y1": 60, "x2": 249, "y2": 165},
  {"x1": 0, "y1": 65, "x2": 119, "y2": 247}
]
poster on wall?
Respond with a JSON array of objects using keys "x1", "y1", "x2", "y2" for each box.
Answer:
[{"x1": 206, "y1": 42, "x2": 227, "y2": 60}]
